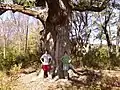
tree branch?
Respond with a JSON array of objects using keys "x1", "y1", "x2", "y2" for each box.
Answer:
[
  {"x1": 73, "y1": 5, "x2": 106, "y2": 12},
  {"x1": 0, "y1": 4, "x2": 46, "y2": 27},
  {"x1": 0, "y1": 10, "x2": 6, "y2": 15},
  {"x1": 72, "y1": 0, "x2": 110, "y2": 12}
]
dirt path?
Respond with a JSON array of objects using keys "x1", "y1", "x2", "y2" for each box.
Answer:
[
  {"x1": 15, "y1": 72, "x2": 50, "y2": 90},
  {"x1": 13, "y1": 69, "x2": 120, "y2": 90},
  {"x1": 14, "y1": 71, "x2": 73, "y2": 90},
  {"x1": 16, "y1": 72, "x2": 45, "y2": 90}
]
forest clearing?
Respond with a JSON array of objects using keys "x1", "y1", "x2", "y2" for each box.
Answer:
[{"x1": 0, "y1": 0, "x2": 120, "y2": 90}]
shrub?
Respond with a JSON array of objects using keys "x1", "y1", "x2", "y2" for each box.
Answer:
[{"x1": 81, "y1": 47, "x2": 119, "y2": 69}]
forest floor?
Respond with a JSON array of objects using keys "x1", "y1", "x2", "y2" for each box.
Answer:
[
  {"x1": 7, "y1": 68, "x2": 120, "y2": 90},
  {"x1": 12, "y1": 68, "x2": 74, "y2": 90}
]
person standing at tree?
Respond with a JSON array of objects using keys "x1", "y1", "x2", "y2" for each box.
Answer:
[
  {"x1": 61, "y1": 51, "x2": 71, "y2": 79},
  {"x1": 40, "y1": 50, "x2": 53, "y2": 78}
]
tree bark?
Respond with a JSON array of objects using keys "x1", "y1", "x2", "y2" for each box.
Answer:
[
  {"x1": 44, "y1": 0, "x2": 71, "y2": 78},
  {"x1": 55, "y1": 25, "x2": 70, "y2": 78},
  {"x1": 116, "y1": 25, "x2": 120, "y2": 57},
  {"x1": 103, "y1": 26, "x2": 112, "y2": 55}
]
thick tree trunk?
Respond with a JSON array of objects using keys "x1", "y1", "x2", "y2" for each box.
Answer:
[
  {"x1": 45, "y1": 0, "x2": 71, "y2": 78},
  {"x1": 116, "y1": 25, "x2": 120, "y2": 57},
  {"x1": 55, "y1": 25, "x2": 70, "y2": 78},
  {"x1": 45, "y1": 20, "x2": 70, "y2": 79}
]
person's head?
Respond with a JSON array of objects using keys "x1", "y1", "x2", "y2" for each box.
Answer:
[
  {"x1": 64, "y1": 51, "x2": 67, "y2": 55},
  {"x1": 45, "y1": 50, "x2": 49, "y2": 54}
]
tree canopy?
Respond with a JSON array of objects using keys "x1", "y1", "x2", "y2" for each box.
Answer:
[{"x1": 0, "y1": 0, "x2": 110, "y2": 25}]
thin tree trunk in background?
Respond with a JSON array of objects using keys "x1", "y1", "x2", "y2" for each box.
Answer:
[
  {"x1": 102, "y1": 13, "x2": 112, "y2": 55},
  {"x1": 103, "y1": 26, "x2": 112, "y2": 56},
  {"x1": 99, "y1": 30, "x2": 103, "y2": 48},
  {"x1": 103, "y1": 27, "x2": 113, "y2": 68},
  {"x1": 104, "y1": 28, "x2": 112, "y2": 51},
  {"x1": 18, "y1": 23, "x2": 21, "y2": 53},
  {"x1": 3, "y1": 35, "x2": 6, "y2": 59},
  {"x1": 102, "y1": 13, "x2": 112, "y2": 68},
  {"x1": 19, "y1": 41, "x2": 21, "y2": 53},
  {"x1": 100, "y1": 40, "x2": 102, "y2": 46},
  {"x1": 25, "y1": 21, "x2": 29, "y2": 53}
]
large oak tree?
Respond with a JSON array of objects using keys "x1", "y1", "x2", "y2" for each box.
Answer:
[{"x1": 0, "y1": 0, "x2": 110, "y2": 78}]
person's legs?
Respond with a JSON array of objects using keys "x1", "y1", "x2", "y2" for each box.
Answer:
[
  {"x1": 63, "y1": 64, "x2": 69, "y2": 79},
  {"x1": 44, "y1": 71, "x2": 48, "y2": 78},
  {"x1": 48, "y1": 71, "x2": 52, "y2": 79},
  {"x1": 47, "y1": 65, "x2": 52, "y2": 79},
  {"x1": 64, "y1": 70, "x2": 69, "y2": 79},
  {"x1": 43, "y1": 65, "x2": 49, "y2": 78},
  {"x1": 48, "y1": 67, "x2": 54, "y2": 79}
]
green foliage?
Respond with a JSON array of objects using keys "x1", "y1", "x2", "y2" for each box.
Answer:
[
  {"x1": 14, "y1": 0, "x2": 35, "y2": 7},
  {"x1": 15, "y1": 49, "x2": 41, "y2": 69},
  {"x1": 10, "y1": 64, "x2": 22, "y2": 75},
  {"x1": 81, "y1": 47, "x2": 120, "y2": 69},
  {"x1": 0, "y1": 43, "x2": 41, "y2": 71},
  {"x1": 0, "y1": 47, "x2": 18, "y2": 70},
  {"x1": 82, "y1": 47, "x2": 108, "y2": 69}
]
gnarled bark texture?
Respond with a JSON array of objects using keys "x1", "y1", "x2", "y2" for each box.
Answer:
[
  {"x1": 116, "y1": 24, "x2": 120, "y2": 57},
  {"x1": 44, "y1": 0, "x2": 72, "y2": 78}
]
